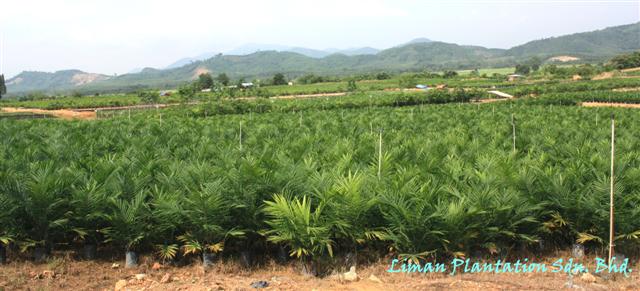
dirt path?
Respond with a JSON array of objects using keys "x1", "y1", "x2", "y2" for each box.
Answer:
[
  {"x1": 1, "y1": 107, "x2": 97, "y2": 120},
  {"x1": 476, "y1": 98, "x2": 510, "y2": 103},
  {"x1": 234, "y1": 92, "x2": 347, "y2": 101},
  {"x1": 0, "y1": 256, "x2": 637, "y2": 290},
  {"x1": 581, "y1": 102, "x2": 640, "y2": 109}
]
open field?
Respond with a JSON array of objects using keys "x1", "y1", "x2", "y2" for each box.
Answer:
[
  {"x1": 1, "y1": 253, "x2": 638, "y2": 290},
  {"x1": 2, "y1": 72, "x2": 640, "y2": 290}
]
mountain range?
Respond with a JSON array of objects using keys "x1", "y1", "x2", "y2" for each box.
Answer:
[
  {"x1": 164, "y1": 44, "x2": 383, "y2": 69},
  {"x1": 5, "y1": 22, "x2": 639, "y2": 96}
]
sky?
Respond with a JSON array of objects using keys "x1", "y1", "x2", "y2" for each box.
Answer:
[{"x1": 1, "y1": 0, "x2": 639, "y2": 78}]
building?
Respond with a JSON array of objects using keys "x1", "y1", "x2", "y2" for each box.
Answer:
[
  {"x1": 487, "y1": 90, "x2": 514, "y2": 99},
  {"x1": 507, "y1": 74, "x2": 524, "y2": 82}
]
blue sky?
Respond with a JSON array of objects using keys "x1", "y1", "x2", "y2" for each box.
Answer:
[{"x1": 1, "y1": 0, "x2": 638, "y2": 78}]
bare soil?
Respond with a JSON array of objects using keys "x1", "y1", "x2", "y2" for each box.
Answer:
[
  {"x1": 477, "y1": 98, "x2": 509, "y2": 104},
  {"x1": 621, "y1": 67, "x2": 640, "y2": 73},
  {"x1": 593, "y1": 72, "x2": 616, "y2": 80},
  {"x1": 581, "y1": 102, "x2": 640, "y2": 109},
  {"x1": 1, "y1": 253, "x2": 638, "y2": 291},
  {"x1": 1, "y1": 107, "x2": 97, "y2": 120},
  {"x1": 612, "y1": 87, "x2": 640, "y2": 92}
]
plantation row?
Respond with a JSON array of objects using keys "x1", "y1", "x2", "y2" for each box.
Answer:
[
  {"x1": 182, "y1": 90, "x2": 488, "y2": 118},
  {"x1": 517, "y1": 91, "x2": 640, "y2": 106},
  {"x1": 501, "y1": 77, "x2": 640, "y2": 96},
  {"x1": 1, "y1": 104, "x2": 639, "y2": 272}
]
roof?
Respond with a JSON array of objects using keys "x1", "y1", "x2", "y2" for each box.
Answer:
[{"x1": 487, "y1": 90, "x2": 514, "y2": 99}]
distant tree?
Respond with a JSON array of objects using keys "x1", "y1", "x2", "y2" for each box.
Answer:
[
  {"x1": 272, "y1": 73, "x2": 287, "y2": 85},
  {"x1": 469, "y1": 69, "x2": 480, "y2": 77},
  {"x1": 442, "y1": 70, "x2": 458, "y2": 78},
  {"x1": 0, "y1": 74, "x2": 6, "y2": 99},
  {"x1": 375, "y1": 72, "x2": 391, "y2": 80},
  {"x1": 297, "y1": 74, "x2": 324, "y2": 85},
  {"x1": 138, "y1": 90, "x2": 159, "y2": 104},
  {"x1": 236, "y1": 78, "x2": 245, "y2": 88},
  {"x1": 71, "y1": 91, "x2": 83, "y2": 98},
  {"x1": 523, "y1": 57, "x2": 542, "y2": 72},
  {"x1": 197, "y1": 73, "x2": 214, "y2": 89},
  {"x1": 610, "y1": 51, "x2": 640, "y2": 69},
  {"x1": 398, "y1": 74, "x2": 418, "y2": 88},
  {"x1": 515, "y1": 64, "x2": 531, "y2": 75},
  {"x1": 543, "y1": 64, "x2": 559, "y2": 75},
  {"x1": 178, "y1": 84, "x2": 197, "y2": 102},
  {"x1": 346, "y1": 79, "x2": 358, "y2": 92},
  {"x1": 216, "y1": 73, "x2": 230, "y2": 86}
]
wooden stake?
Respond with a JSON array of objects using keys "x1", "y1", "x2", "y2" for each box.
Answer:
[
  {"x1": 239, "y1": 121, "x2": 243, "y2": 151},
  {"x1": 608, "y1": 114, "x2": 615, "y2": 265},
  {"x1": 378, "y1": 129, "x2": 383, "y2": 179},
  {"x1": 511, "y1": 113, "x2": 516, "y2": 152}
]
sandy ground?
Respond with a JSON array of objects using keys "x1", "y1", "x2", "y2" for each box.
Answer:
[
  {"x1": 621, "y1": 67, "x2": 640, "y2": 73},
  {"x1": 592, "y1": 72, "x2": 616, "y2": 80},
  {"x1": 1, "y1": 252, "x2": 638, "y2": 291},
  {"x1": 1, "y1": 107, "x2": 97, "y2": 120},
  {"x1": 581, "y1": 102, "x2": 640, "y2": 109},
  {"x1": 476, "y1": 98, "x2": 510, "y2": 103},
  {"x1": 612, "y1": 87, "x2": 640, "y2": 92}
]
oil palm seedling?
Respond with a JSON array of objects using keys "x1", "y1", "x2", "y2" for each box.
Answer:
[
  {"x1": 149, "y1": 187, "x2": 184, "y2": 264},
  {"x1": 178, "y1": 181, "x2": 244, "y2": 267},
  {"x1": 0, "y1": 192, "x2": 18, "y2": 264},
  {"x1": 15, "y1": 164, "x2": 73, "y2": 262},
  {"x1": 311, "y1": 171, "x2": 385, "y2": 265},
  {"x1": 262, "y1": 194, "x2": 334, "y2": 276},
  {"x1": 378, "y1": 182, "x2": 444, "y2": 264},
  {"x1": 103, "y1": 191, "x2": 150, "y2": 268},
  {"x1": 68, "y1": 177, "x2": 110, "y2": 260}
]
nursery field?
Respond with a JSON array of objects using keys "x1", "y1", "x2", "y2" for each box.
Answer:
[{"x1": 1, "y1": 76, "x2": 640, "y2": 289}]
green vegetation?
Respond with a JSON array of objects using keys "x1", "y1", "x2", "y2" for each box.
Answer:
[
  {"x1": 272, "y1": 73, "x2": 287, "y2": 86},
  {"x1": 610, "y1": 51, "x2": 640, "y2": 69},
  {"x1": 6, "y1": 23, "x2": 638, "y2": 96},
  {"x1": 2, "y1": 49, "x2": 640, "y2": 274},
  {"x1": 2, "y1": 90, "x2": 640, "y2": 270}
]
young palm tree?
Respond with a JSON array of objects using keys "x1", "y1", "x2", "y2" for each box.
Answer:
[
  {"x1": 16, "y1": 164, "x2": 73, "y2": 262},
  {"x1": 149, "y1": 188, "x2": 183, "y2": 264},
  {"x1": 312, "y1": 171, "x2": 384, "y2": 264},
  {"x1": 68, "y1": 178, "x2": 109, "y2": 259},
  {"x1": 0, "y1": 192, "x2": 18, "y2": 264},
  {"x1": 262, "y1": 194, "x2": 334, "y2": 276},
  {"x1": 103, "y1": 191, "x2": 150, "y2": 268},
  {"x1": 178, "y1": 181, "x2": 244, "y2": 267}
]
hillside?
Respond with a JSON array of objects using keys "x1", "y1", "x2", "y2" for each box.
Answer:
[
  {"x1": 78, "y1": 42, "x2": 512, "y2": 93},
  {"x1": 5, "y1": 70, "x2": 110, "y2": 94},
  {"x1": 6, "y1": 22, "x2": 639, "y2": 95},
  {"x1": 506, "y1": 22, "x2": 640, "y2": 59}
]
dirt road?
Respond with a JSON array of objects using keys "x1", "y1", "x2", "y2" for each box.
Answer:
[
  {"x1": 1, "y1": 107, "x2": 97, "y2": 120},
  {"x1": 581, "y1": 102, "x2": 640, "y2": 109},
  {"x1": 0, "y1": 256, "x2": 637, "y2": 291}
]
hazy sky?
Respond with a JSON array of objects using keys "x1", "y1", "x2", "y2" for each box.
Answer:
[{"x1": 1, "y1": 0, "x2": 639, "y2": 78}]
